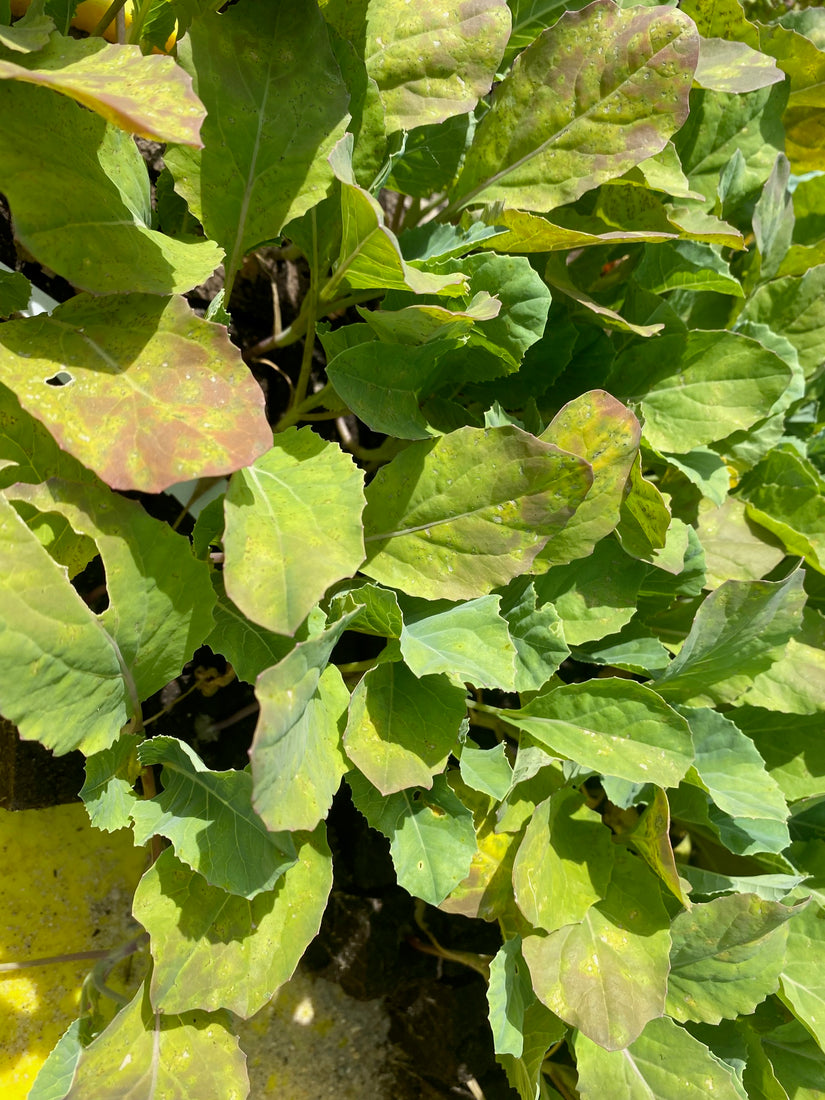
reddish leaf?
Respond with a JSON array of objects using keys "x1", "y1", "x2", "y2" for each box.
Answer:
[{"x1": 0, "y1": 294, "x2": 272, "y2": 492}]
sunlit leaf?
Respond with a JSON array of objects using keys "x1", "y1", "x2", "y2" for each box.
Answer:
[
  {"x1": 362, "y1": 425, "x2": 592, "y2": 600},
  {"x1": 574, "y1": 1016, "x2": 745, "y2": 1099},
  {"x1": 399, "y1": 593, "x2": 517, "y2": 689},
  {"x1": 132, "y1": 736, "x2": 297, "y2": 899},
  {"x1": 166, "y1": 0, "x2": 350, "y2": 289},
  {"x1": 9, "y1": 477, "x2": 216, "y2": 702},
  {"x1": 0, "y1": 493, "x2": 130, "y2": 755},
  {"x1": 80, "y1": 734, "x2": 142, "y2": 833},
  {"x1": 502, "y1": 678, "x2": 694, "y2": 787},
  {"x1": 0, "y1": 33, "x2": 204, "y2": 143},
  {"x1": 250, "y1": 614, "x2": 356, "y2": 833},
  {"x1": 347, "y1": 769, "x2": 475, "y2": 905},
  {"x1": 523, "y1": 850, "x2": 671, "y2": 1050},
  {"x1": 134, "y1": 828, "x2": 332, "y2": 1017},
  {"x1": 454, "y1": 1, "x2": 699, "y2": 212},
  {"x1": 667, "y1": 894, "x2": 801, "y2": 1024},
  {"x1": 0, "y1": 82, "x2": 221, "y2": 295},
  {"x1": 655, "y1": 571, "x2": 806, "y2": 706},
  {"x1": 512, "y1": 788, "x2": 615, "y2": 933},
  {"x1": 0, "y1": 294, "x2": 271, "y2": 492},
  {"x1": 64, "y1": 981, "x2": 248, "y2": 1100},
  {"x1": 324, "y1": 0, "x2": 511, "y2": 134},
  {"x1": 608, "y1": 329, "x2": 792, "y2": 454},
  {"x1": 223, "y1": 427, "x2": 365, "y2": 636},
  {"x1": 344, "y1": 661, "x2": 466, "y2": 794}
]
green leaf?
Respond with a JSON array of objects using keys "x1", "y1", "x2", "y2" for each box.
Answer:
[
  {"x1": 696, "y1": 497, "x2": 786, "y2": 589},
  {"x1": 223, "y1": 427, "x2": 365, "y2": 636},
  {"x1": 453, "y1": 1, "x2": 699, "y2": 212},
  {"x1": 667, "y1": 894, "x2": 801, "y2": 1025},
  {"x1": 497, "y1": 577, "x2": 570, "y2": 692},
  {"x1": 779, "y1": 899, "x2": 825, "y2": 1051},
  {"x1": 573, "y1": 1016, "x2": 746, "y2": 1099},
  {"x1": 0, "y1": 33, "x2": 205, "y2": 144},
  {"x1": 668, "y1": 781, "x2": 790, "y2": 858},
  {"x1": 9, "y1": 477, "x2": 216, "y2": 703},
  {"x1": 505, "y1": 0, "x2": 589, "y2": 61},
  {"x1": 358, "y1": 293, "x2": 501, "y2": 346},
  {"x1": 399, "y1": 593, "x2": 517, "y2": 688},
  {"x1": 614, "y1": 454, "x2": 672, "y2": 563},
  {"x1": 326, "y1": 141, "x2": 467, "y2": 297},
  {"x1": 683, "y1": 706, "x2": 789, "y2": 828},
  {"x1": 0, "y1": 294, "x2": 271, "y2": 493},
  {"x1": 487, "y1": 937, "x2": 540, "y2": 1059},
  {"x1": 459, "y1": 741, "x2": 513, "y2": 801},
  {"x1": 761, "y1": 1017, "x2": 825, "y2": 1100},
  {"x1": 694, "y1": 38, "x2": 784, "y2": 95},
  {"x1": 532, "y1": 537, "x2": 648, "y2": 644},
  {"x1": 633, "y1": 240, "x2": 744, "y2": 297},
  {"x1": 0, "y1": 493, "x2": 131, "y2": 755},
  {"x1": 325, "y1": 579, "x2": 403, "y2": 638},
  {"x1": 0, "y1": 267, "x2": 30, "y2": 316},
  {"x1": 674, "y1": 83, "x2": 788, "y2": 208},
  {"x1": 132, "y1": 736, "x2": 297, "y2": 899},
  {"x1": 80, "y1": 734, "x2": 142, "y2": 833},
  {"x1": 502, "y1": 678, "x2": 694, "y2": 787},
  {"x1": 740, "y1": 609, "x2": 825, "y2": 716},
  {"x1": 742, "y1": 449, "x2": 825, "y2": 573},
  {"x1": 607, "y1": 330, "x2": 792, "y2": 454},
  {"x1": 0, "y1": 382, "x2": 96, "y2": 574},
  {"x1": 734, "y1": 706, "x2": 825, "y2": 802},
  {"x1": 203, "y1": 574, "x2": 294, "y2": 686},
  {"x1": 344, "y1": 661, "x2": 466, "y2": 794},
  {"x1": 753, "y1": 154, "x2": 794, "y2": 282},
  {"x1": 134, "y1": 828, "x2": 332, "y2": 1017},
  {"x1": 388, "y1": 114, "x2": 473, "y2": 199},
  {"x1": 0, "y1": 82, "x2": 221, "y2": 295},
  {"x1": 738, "y1": 263, "x2": 825, "y2": 380},
  {"x1": 680, "y1": 866, "x2": 805, "y2": 903},
  {"x1": 166, "y1": 0, "x2": 349, "y2": 291},
  {"x1": 790, "y1": 171, "x2": 825, "y2": 246},
  {"x1": 619, "y1": 786, "x2": 689, "y2": 906},
  {"x1": 249, "y1": 614, "x2": 356, "y2": 833},
  {"x1": 64, "y1": 981, "x2": 248, "y2": 1100},
  {"x1": 327, "y1": 0, "x2": 510, "y2": 134},
  {"x1": 426, "y1": 251, "x2": 552, "y2": 373},
  {"x1": 400, "y1": 218, "x2": 508, "y2": 263},
  {"x1": 347, "y1": 770, "x2": 475, "y2": 906},
  {"x1": 536, "y1": 390, "x2": 640, "y2": 565},
  {"x1": 253, "y1": 663, "x2": 349, "y2": 834},
  {"x1": 326, "y1": 337, "x2": 455, "y2": 440},
  {"x1": 758, "y1": 23, "x2": 825, "y2": 174},
  {"x1": 498, "y1": 1000, "x2": 568, "y2": 1100},
  {"x1": 27, "y1": 1019, "x2": 83, "y2": 1100},
  {"x1": 512, "y1": 788, "x2": 615, "y2": 933},
  {"x1": 0, "y1": 0, "x2": 53, "y2": 52},
  {"x1": 544, "y1": 254, "x2": 664, "y2": 338},
  {"x1": 574, "y1": 621, "x2": 671, "y2": 676},
  {"x1": 679, "y1": 0, "x2": 758, "y2": 47},
  {"x1": 361, "y1": 425, "x2": 593, "y2": 600},
  {"x1": 522, "y1": 849, "x2": 671, "y2": 1050},
  {"x1": 478, "y1": 205, "x2": 683, "y2": 254},
  {"x1": 655, "y1": 571, "x2": 806, "y2": 706}
]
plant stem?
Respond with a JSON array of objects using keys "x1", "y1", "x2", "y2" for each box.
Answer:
[
  {"x1": 91, "y1": 0, "x2": 129, "y2": 38},
  {"x1": 247, "y1": 290, "x2": 379, "y2": 358},
  {"x1": 274, "y1": 381, "x2": 336, "y2": 432}
]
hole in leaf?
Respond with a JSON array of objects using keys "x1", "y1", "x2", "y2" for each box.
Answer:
[{"x1": 45, "y1": 371, "x2": 74, "y2": 387}]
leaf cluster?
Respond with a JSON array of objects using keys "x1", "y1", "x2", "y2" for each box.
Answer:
[{"x1": 1, "y1": 0, "x2": 824, "y2": 1096}]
